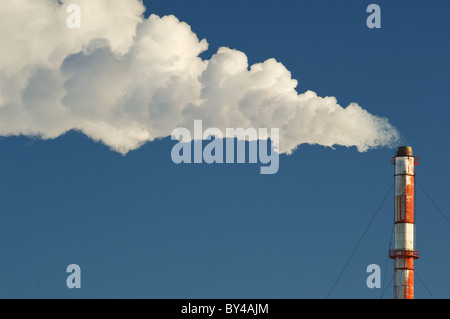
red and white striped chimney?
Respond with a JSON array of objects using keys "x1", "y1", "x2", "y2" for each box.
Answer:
[{"x1": 389, "y1": 146, "x2": 419, "y2": 299}]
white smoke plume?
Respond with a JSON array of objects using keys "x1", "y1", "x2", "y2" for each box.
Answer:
[{"x1": 0, "y1": 0, "x2": 399, "y2": 154}]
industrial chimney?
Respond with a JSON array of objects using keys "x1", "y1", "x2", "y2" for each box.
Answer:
[{"x1": 389, "y1": 146, "x2": 420, "y2": 299}]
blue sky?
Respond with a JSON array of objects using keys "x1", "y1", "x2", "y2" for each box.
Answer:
[{"x1": 1, "y1": 0, "x2": 449, "y2": 298}]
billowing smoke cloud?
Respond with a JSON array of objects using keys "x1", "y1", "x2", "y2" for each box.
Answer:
[{"x1": 0, "y1": 0, "x2": 399, "y2": 154}]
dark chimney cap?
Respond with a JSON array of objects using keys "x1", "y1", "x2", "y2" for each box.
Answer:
[{"x1": 396, "y1": 146, "x2": 413, "y2": 157}]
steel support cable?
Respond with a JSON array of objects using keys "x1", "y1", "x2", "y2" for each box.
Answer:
[
  {"x1": 380, "y1": 275, "x2": 393, "y2": 299},
  {"x1": 326, "y1": 183, "x2": 394, "y2": 299},
  {"x1": 380, "y1": 272, "x2": 434, "y2": 299},
  {"x1": 414, "y1": 178, "x2": 448, "y2": 299},
  {"x1": 416, "y1": 178, "x2": 450, "y2": 227},
  {"x1": 415, "y1": 271, "x2": 435, "y2": 299},
  {"x1": 380, "y1": 223, "x2": 394, "y2": 299}
]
